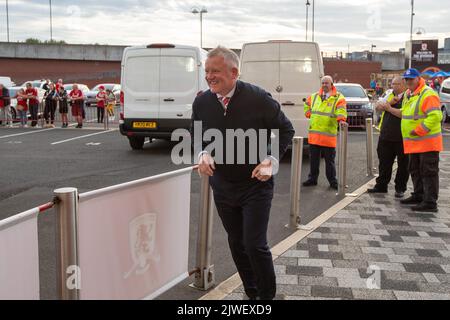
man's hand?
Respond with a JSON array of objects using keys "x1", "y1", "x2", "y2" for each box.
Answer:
[
  {"x1": 339, "y1": 120, "x2": 349, "y2": 128},
  {"x1": 389, "y1": 96, "x2": 401, "y2": 105},
  {"x1": 198, "y1": 153, "x2": 215, "y2": 177},
  {"x1": 376, "y1": 101, "x2": 389, "y2": 112},
  {"x1": 410, "y1": 130, "x2": 418, "y2": 136},
  {"x1": 251, "y1": 159, "x2": 273, "y2": 182}
]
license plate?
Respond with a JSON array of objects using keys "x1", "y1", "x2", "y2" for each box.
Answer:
[
  {"x1": 347, "y1": 112, "x2": 358, "y2": 116},
  {"x1": 133, "y1": 121, "x2": 157, "y2": 129}
]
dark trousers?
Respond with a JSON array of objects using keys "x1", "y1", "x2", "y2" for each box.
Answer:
[
  {"x1": 29, "y1": 103, "x2": 39, "y2": 127},
  {"x1": 97, "y1": 107, "x2": 104, "y2": 123},
  {"x1": 308, "y1": 144, "x2": 337, "y2": 184},
  {"x1": 210, "y1": 175, "x2": 276, "y2": 300},
  {"x1": 44, "y1": 101, "x2": 57, "y2": 124},
  {"x1": 409, "y1": 152, "x2": 440, "y2": 205},
  {"x1": 375, "y1": 139, "x2": 409, "y2": 192}
]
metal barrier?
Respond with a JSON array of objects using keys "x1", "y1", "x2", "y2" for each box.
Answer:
[
  {"x1": 54, "y1": 188, "x2": 80, "y2": 300},
  {"x1": 191, "y1": 174, "x2": 215, "y2": 290},
  {"x1": 288, "y1": 137, "x2": 303, "y2": 230},
  {"x1": 337, "y1": 122, "x2": 349, "y2": 197},
  {"x1": 50, "y1": 167, "x2": 214, "y2": 299},
  {"x1": 366, "y1": 118, "x2": 375, "y2": 177},
  {"x1": 5, "y1": 100, "x2": 121, "y2": 128}
]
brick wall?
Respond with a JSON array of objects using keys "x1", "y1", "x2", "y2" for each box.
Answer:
[{"x1": 323, "y1": 59, "x2": 382, "y2": 88}]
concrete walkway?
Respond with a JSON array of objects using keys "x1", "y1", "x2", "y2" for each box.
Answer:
[{"x1": 220, "y1": 151, "x2": 450, "y2": 300}]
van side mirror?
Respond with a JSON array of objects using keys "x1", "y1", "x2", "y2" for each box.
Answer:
[{"x1": 368, "y1": 94, "x2": 373, "y2": 100}]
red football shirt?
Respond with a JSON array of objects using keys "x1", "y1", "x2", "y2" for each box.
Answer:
[{"x1": 25, "y1": 88, "x2": 39, "y2": 105}]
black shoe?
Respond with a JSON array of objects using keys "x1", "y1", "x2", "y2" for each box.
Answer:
[
  {"x1": 411, "y1": 202, "x2": 438, "y2": 213},
  {"x1": 367, "y1": 187, "x2": 387, "y2": 193},
  {"x1": 400, "y1": 196, "x2": 422, "y2": 205},
  {"x1": 302, "y1": 180, "x2": 317, "y2": 187},
  {"x1": 394, "y1": 191, "x2": 405, "y2": 198},
  {"x1": 330, "y1": 182, "x2": 338, "y2": 190}
]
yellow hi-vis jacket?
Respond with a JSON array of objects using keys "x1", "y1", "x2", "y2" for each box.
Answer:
[
  {"x1": 304, "y1": 86, "x2": 347, "y2": 148},
  {"x1": 401, "y1": 78, "x2": 443, "y2": 154}
]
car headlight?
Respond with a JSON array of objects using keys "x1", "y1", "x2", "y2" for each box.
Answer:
[{"x1": 362, "y1": 103, "x2": 373, "y2": 111}]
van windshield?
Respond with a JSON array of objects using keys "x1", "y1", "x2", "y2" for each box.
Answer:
[{"x1": 335, "y1": 85, "x2": 367, "y2": 98}]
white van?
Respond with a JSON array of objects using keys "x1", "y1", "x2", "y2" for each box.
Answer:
[
  {"x1": 439, "y1": 78, "x2": 450, "y2": 123},
  {"x1": 239, "y1": 40, "x2": 324, "y2": 140},
  {"x1": 120, "y1": 43, "x2": 208, "y2": 149}
]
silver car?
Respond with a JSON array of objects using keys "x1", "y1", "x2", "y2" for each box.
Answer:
[{"x1": 334, "y1": 83, "x2": 374, "y2": 128}]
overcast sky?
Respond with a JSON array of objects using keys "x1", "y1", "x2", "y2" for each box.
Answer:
[{"x1": 1, "y1": 0, "x2": 449, "y2": 54}]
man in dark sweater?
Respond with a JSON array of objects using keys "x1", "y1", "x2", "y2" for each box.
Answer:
[
  {"x1": 368, "y1": 76, "x2": 409, "y2": 197},
  {"x1": 192, "y1": 46, "x2": 294, "y2": 300}
]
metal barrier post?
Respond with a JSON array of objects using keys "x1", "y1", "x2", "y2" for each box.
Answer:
[
  {"x1": 104, "y1": 108, "x2": 108, "y2": 130},
  {"x1": 337, "y1": 122, "x2": 348, "y2": 197},
  {"x1": 54, "y1": 187, "x2": 80, "y2": 300},
  {"x1": 192, "y1": 175, "x2": 215, "y2": 290},
  {"x1": 366, "y1": 118, "x2": 374, "y2": 177},
  {"x1": 288, "y1": 136, "x2": 304, "y2": 230}
]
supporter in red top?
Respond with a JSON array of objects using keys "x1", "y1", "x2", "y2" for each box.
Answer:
[
  {"x1": 69, "y1": 84, "x2": 85, "y2": 128},
  {"x1": 25, "y1": 83, "x2": 40, "y2": 127},
  {"x1": 55, "y1": 79, "x2": 64, "y2": 92},
  {"x1": 15, "y1": 88, "x2": 29, "y2": 127},
  {"x1": 96, "y1": 85, "x2": 107, "y2": 123}
]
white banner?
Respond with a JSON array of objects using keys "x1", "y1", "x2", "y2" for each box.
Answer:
[
  {"x1": 78, "y1": 168, "x2": 192, "y2": 299},
  {"x1": 0, "y1": 208, "x2": 40, "y2": 300}
]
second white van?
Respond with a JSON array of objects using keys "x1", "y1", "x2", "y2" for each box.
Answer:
[
  {"x1": 120, "y1": 43, "x2": 208, "y2": 149},
  {"x1": 239, "y1": 40, "x2": 324, "y2": 140}
]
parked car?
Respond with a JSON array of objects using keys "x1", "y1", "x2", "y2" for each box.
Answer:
[
  {"x1": 334, "y1": 83, "x2": 373, "y2": 128},
  {"x1": 0, "y1": 76, "x2": 15, "y2": 87},
  {"x1": 439, "y1": 78, "x2": 450, "y2": 124},
  {"x1": 85, "y1": 83, "x2": 121, "y2": 107}
]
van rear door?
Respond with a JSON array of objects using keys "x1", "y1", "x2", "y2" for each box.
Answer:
[
  {"x1": 122, "y1": 48, "x2": 160, "y2": 119},
  {"x1": 240, "y1": 43, "x2": 280, "y2": 102},
  {"x1": 158, "y1": 48, "x2": 199, "y2": 120},
  {"x1": 279, "y1": 42, "x2": 322, "y2": 138},
  {"x1": 279, "y1": 42, "x2": 321, "y2": 105}
]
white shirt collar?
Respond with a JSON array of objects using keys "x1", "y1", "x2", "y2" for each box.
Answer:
[{"x1": 216, "y1": 85, "x2": 236, "y2": 100}]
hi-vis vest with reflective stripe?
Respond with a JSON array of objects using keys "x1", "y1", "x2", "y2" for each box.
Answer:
[
  {"x1": 401, "y1": 84, "x2": 443, "y2": 154},
  {"x1": 304, "y1": 91, "x2": 347, "y2": 148}
]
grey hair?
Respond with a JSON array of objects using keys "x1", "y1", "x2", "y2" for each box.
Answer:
[
  {"x1": 207, "y1": 46, "x2": 240, "y2": 70},
  {"x1": 321, "y1": 75, "x2": 334, "y2": 84}
]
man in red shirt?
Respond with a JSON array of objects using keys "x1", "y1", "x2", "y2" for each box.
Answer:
[
  {"x1": 96, "y1": 85, "x2": 107, "y2": 123},
  {"x1": 25, "y1": 82, "x2": 40, "y2": 127},
  {"x1": 69, "y1": 84, "x2": 85, "y2": 128}
]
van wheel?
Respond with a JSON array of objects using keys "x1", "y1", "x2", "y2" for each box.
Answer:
[{"x1": 128, "y1": 136, "x2": 145, "y2": 150}]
